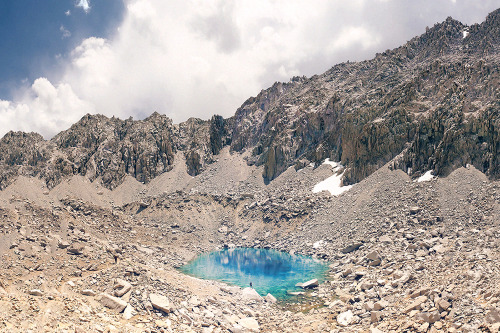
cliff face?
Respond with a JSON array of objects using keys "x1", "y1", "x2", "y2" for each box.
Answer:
[
  {"x1": 0, "y1": 10, "x2": 498, "y2": 190},
  {"x1": 229, "y1": 9, "x2": 499, "y2": 184}
]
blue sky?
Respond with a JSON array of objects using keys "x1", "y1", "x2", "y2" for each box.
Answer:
[
  {"x1": 0, "y1": 0, "x2": 498, "y2": 138},
  {"x1": 0, "y1": 0, "x2": 125, "y2": 99}
]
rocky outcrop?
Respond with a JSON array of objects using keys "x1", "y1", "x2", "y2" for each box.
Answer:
[{"x1": 0, "y1": 132, "x2": 50, "y2": 189}]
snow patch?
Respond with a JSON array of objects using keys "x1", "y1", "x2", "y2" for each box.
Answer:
[
  {"x1": 313, "y1": 240, "x2": 325, "y2": 249},
  {"x1": 313, "y1": 158, "x2": 353, "y2": 196},
  {"x1": 462, "y1": 30, "x2": 469, "y2": 39},
  {"x1": 416, "y1": 170, "x2": 435, "y2": 182}
]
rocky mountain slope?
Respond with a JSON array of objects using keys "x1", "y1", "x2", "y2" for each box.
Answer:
[
  {"x1": 0, "y1": 10, "x2": 498, "y2": 190},
  {"x1": 0, "y1": 10, "x2": 499, "y2": 332}
]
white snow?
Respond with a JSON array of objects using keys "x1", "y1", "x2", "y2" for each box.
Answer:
[
  {"x1": 312, "y1": 159, "x2": 353, "y2": 196},
  {"x1": 313, "y1": 240, "x2": 325, "y2": 249},
  {"x1": 462, "y1": 30, "x2": 469, "y2": 39},
  {"x1": 322, "y1": 158, "x2": 338, "y2": 168},
  {"x1": 416, "y1": 170, "x2": 435, "y2": 182}
]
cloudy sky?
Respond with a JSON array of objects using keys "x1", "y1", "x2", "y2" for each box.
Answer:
[{"x1": 0, "y1": 0, "x2": 498, "y2": 138}]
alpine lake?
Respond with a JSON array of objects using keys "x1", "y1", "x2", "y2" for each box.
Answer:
[{"x1": 179, "y1": 247, "x2": 330, "y2": 304}]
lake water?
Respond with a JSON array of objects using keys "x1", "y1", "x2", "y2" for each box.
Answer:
[{"x1": 179, "y1": 247, "x2": 329, "y2": 300}]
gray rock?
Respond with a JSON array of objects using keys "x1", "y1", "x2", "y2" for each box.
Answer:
[
  {"x1": 403, "y1": 296, "x2": 427, "y2": 313},
  {"x1": 485, "y1": 307, "x2": 500, "y2": 324},
  {"x1": 296, "y1": 279, "x2": 319, "y2": 289},
  {"x1": 238, "y1": 317, "x2": 259, "y2": 331},
  {"x1": 99, "y1": 293, "x2": 128, "y2": 312},
  {"x1": 437, "y1": 299, "x2": 451, "y2": 311},
  {"x1": 241, "y1": 287, "x2": 262, "y2": 301},
  {"x1": 150, "y1": 293, "x2": 174, "y2": 313},
  {"x1": 123, "y1": 304, "x2": 135, "y2": 320},
  {"x1": 67, "y1": 242, "x2": 85, "y2": 255},
  {"x1": 367, "y1": 251, "x2": 381, "y2": 261},
  {"x1": 416, "y1": 310, "x2": 440, "y2": 324},
  {"x1": 342, "y1": 243, "x2": 363, "y2": 253},
  {"x1": 81, "y1": 289, "x2": 96, "y2": 296},
  {"x1": 337, "y1": 310, "x2": 354, "y2": 327},
  {"x1": 264, "y1": 293, "x2": 277, "y2": 303},
  {"x1": 113, "y1": 278, "x2": 132, "y2": 297},
  {"x1": 29, "y1": 289, "x2": 43, "y2": 296}
]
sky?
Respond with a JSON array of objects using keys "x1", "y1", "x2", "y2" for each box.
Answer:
[{"x1": 0, "y1": 0, "x2": 498, "y2": 138}]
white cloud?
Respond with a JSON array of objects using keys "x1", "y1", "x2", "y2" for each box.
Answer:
[
  {"x1": 329, "y1": 26, "x2": 381, "y2": 51},
  {"x1": 65, "y1": 10, "x2": 71, "y2": 16},
  {"x1": 60, "y1": 25, "x2": 71, "y2": 39},
  {"x1": 76, "y1": 0, "x2": 91, "y2": 13},
  {"x1": 61, "y1": 0, "x2": 383, "y2": 124},
  {"x1": 1, "y1": 0, "x2": 498, "y2": 138},
  {"x1": 0, "y1": 78, "x2": 94, "y2": 137}
]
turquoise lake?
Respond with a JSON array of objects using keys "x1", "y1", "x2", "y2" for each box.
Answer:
[{"x1": 179, "y1": 247, "x2": 329, "y2": 300}]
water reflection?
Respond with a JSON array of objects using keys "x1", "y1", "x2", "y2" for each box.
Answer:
[{"x1": 180, "y1": 248, "x2": 328, "y2": 299}]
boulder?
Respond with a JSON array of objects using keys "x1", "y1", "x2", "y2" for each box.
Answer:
[
  {"x1": 342, "y1": 268, "x2": 353, "y2": 277},
  {"x1": 367, "y1": 251, "x2": 381, "y2": 261},
  {"x1": 337, "y1": 310, "x2": 354, "y2": 326},
  {"x1": 335, "y1": 288, "x2": 353, "y2": 303},
  {"x1": 417, "y1": 311, "x2": 440, "y2": 324},
  {"x1": 437, "y1": 299, "x2": 451, "y2": 312},
  {"x1": 374, "y1": 300, "x2": 388, "y2": 311},
  {"x1": 113, "y1": 278, "x2": 132, "y2": 297},
  {"x1": 371, "y1": 311, "x2": 382, "y2": 323},
  {"x1": 67, "y1": 242, "x2": 85, "y2": 255},
  {"x1": 403, "y1": 296, "x2": 427, "y2": 313},
  {"x1": 242, "y1": 287, "x2": 262, "y2": 301},
  {"x1": 410, "y1": 206, "x2": 421, "y2": 214},
  {"x1": 29, "y1": 289, "x2": 43, "y2": 296},
  {"x1": 363, "y1": 301, "x2": 374, "y2": 311},
  {"x1": 359, "y1": 282, "x2": 373, "y2": 291},
  {"x1": 188, "y1": 296, "x2": 201, "y2": 307},
  {"x1": 123, "y1": 304, "x2": 135, "y2": 320},
  {"x1": 81, "y1": 289, "x2": 97, "y2": 296},
  {"x1": 58, "y1": 240, "x2": 70, "y2": 249},
  {"x1": 238, "y1": 317, "x2": 260, "y2": 331},
  {"x1": 149, "y1": 293, "x2": 174, "y2": 313},
  {"x1": 99, "y1": 293, "x2": 128, "y2": 312},
  {"x1": 379, "y1": 235, "x2": 392, "y2": 243},
  {"x1": 296, "y1": 279, "x2": 319, "y2": 289},
  {"x1": 265, "y1": 293, "x2": 277, "y2": 304},
  {"x1": 342, "y1": 243, "x2": 363, "y2": 253},
  {"x1": 485, "y1": 307, "x2": 500, "y2": 324},
  {"x1": 410, "y1": 288, "x2": 430, "y2": 298}
]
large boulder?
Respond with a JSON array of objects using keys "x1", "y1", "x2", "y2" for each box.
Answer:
[
  {"x1": 149, "y1": 293, "x2": 174, "y2": 313},
  {"x1": 241, "y1": 287, "x2": 262, "y2": 301},
  {"x1": 99, "y1": 293, "x2": 128, "y2": 312},
  {"x1": 265, "y1": 293, "x2": 277, "y2": 304},
  {"x1": 296, "y1": 279, "x2": 319, "y2": 289},
  {"x1": 113, "y1": 278, "x2": 132, "y2": 297},
  {"x1": 238, "y1": 317, "x2": 260, "y2": 332},
  {"x1": 337, "y1": 310, "x2": 354, "y2": 327},
  {"x1": 342, "y1": 243, "x2": 363, "y2": 253}
]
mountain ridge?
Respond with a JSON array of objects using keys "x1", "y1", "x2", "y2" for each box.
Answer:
[{"x1": 0, "y1": 9, "x2": 498, "y2": 190}]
